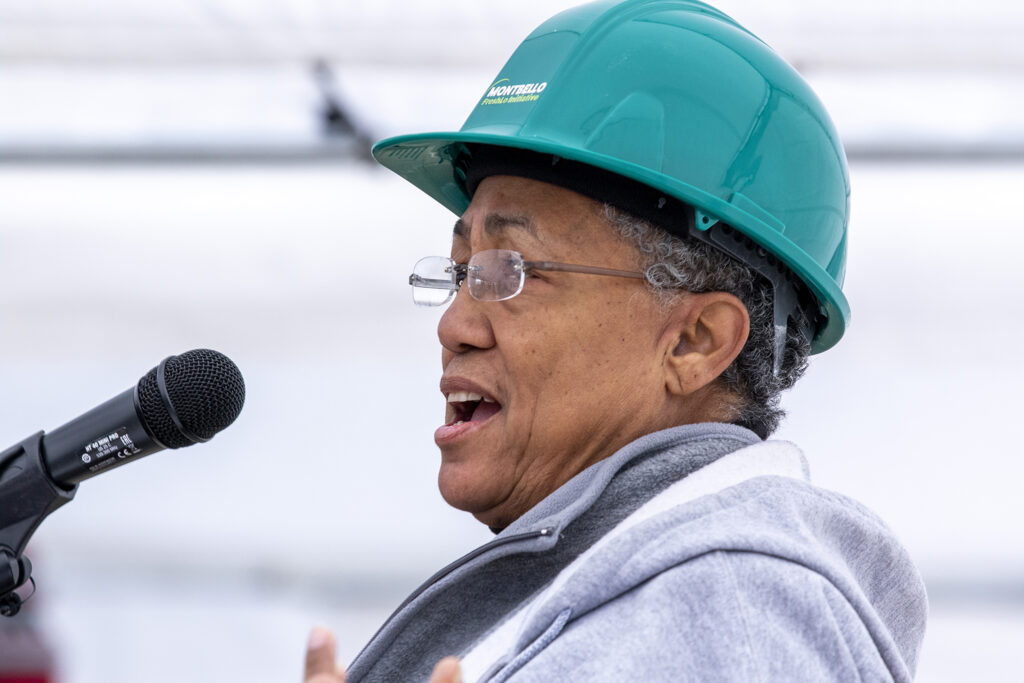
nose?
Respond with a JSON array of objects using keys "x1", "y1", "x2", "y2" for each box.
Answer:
[{"x1": 438, "y1": 284, "x2": 496, "y2": 357}]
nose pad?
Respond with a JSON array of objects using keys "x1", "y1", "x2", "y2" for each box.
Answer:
[{"x1": 438, "y1": 284, "x2": 495, "y2": 354}]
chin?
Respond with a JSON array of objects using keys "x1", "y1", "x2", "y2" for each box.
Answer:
[{"x1": 437, "y1": 462, "x2": 505, "y2": 519}]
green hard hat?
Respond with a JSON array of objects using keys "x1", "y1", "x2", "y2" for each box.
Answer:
[{"x1": 373, "y1": 0, "x2": 851, "y2": 353}]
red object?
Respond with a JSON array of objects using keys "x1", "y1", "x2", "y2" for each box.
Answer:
[{"x1": 0, "y1": 621, "x2": 55, "y2": 683}]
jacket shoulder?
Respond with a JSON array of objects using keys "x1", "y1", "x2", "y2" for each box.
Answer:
[
  {"x1": 475, "y1": 476, "x2": 926, "y2": 682},
  {"x1": 505, "y1": 548, "x2": 899, "y2": 682}
]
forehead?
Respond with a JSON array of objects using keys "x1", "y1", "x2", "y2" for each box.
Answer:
[{"x1": 453, "y1": 175, "x2": 609, "y2": 251}]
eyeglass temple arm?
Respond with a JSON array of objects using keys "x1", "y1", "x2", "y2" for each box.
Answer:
[
  {"x1": 408, "y1": 274, "x2": 459, "y2": 290},
  {"x1": 525, "y1": 260, "x2": 645, "y2": 280}
]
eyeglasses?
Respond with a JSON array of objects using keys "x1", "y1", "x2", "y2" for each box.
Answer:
[{"x1": 409, "y1": 249, "x2": 646, "y2": 306}]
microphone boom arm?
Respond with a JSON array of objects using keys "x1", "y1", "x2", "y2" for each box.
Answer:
[{"x1": 0, "y1": 432, "x2": 77, "y2": 616}]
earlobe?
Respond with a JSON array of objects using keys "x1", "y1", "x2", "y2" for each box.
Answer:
[{"x1": 663, "y1": 293, "x2": 749, "y2": 397}]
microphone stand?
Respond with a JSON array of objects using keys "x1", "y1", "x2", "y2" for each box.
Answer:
[{"x1": 0, "y1": 433, "x2": 77, "y2": 616}]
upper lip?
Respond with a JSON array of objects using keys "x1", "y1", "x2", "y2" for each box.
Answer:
[{"x1": 440, "y1": 376, "x2": 499, "y2": 404}]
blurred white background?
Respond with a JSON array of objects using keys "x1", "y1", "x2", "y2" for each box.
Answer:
[{"x1": 0, "y1": 1, "x2": 1022, "y2": 681}]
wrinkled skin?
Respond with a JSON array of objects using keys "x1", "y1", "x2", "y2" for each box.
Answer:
[{"x1": 435, "y1": 175, "x2": 746, "y2": 530}]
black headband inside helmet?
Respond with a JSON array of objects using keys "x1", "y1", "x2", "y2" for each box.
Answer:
[{"x1": 459, "y1": 144, "x2": 694, "y2": 239}]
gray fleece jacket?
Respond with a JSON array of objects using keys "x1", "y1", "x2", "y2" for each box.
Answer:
[{"x1": 347, "y1": 423, "x2": 928, "y2": 682}]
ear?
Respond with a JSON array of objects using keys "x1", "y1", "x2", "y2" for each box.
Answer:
[{"x1": 662, "y1": 292, "x2": 750, "y2": 397}]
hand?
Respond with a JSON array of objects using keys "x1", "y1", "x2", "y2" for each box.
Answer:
[
  {"x1": 304, "y1": 626, "x2": 462, "y2": 683},
  {"x1": 304, "y1": 627, "x2": 345, "y2": 683}
]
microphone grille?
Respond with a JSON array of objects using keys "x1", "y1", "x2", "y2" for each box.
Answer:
[{"x1": 136, "y1": 349, "x2": 246, "y2": 448}]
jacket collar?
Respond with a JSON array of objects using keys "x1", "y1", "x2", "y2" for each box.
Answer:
[{"x1": 499, "y1": 422, "x2": 760, "y2": 538}]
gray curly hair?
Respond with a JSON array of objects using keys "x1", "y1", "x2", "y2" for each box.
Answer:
[{"x1": 603, "y1": 205, "x2": 811, "y2": 438}]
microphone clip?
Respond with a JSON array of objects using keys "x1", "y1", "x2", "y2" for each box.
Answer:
[
  {"x1": 0, "y1": 432, "x2": 77, "y2": 617},
  {"x1": 0, "y1": 553, "x2": 34, "y2": 617}
]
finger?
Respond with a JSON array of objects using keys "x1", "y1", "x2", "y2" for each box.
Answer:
[
  {"x1": 304, "y1": 626, "x2": 345, "y2": 682},
  {"x1": 428, "y1": 656, "x2": 462, "y2": 683},
  {"x1": 305, "y1": 675, "x2": 346, "y2": 683}
]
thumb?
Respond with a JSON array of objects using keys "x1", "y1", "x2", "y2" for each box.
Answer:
[
  {"x1": 429, "y1": 656, "x2": 462, "y2": 683},
  {"x1": 304, "y1": 626, "x2": 345, "y2": 682}
]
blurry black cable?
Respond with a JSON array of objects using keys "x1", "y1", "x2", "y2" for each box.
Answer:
[{"x1": 313, "y1": 59, "x2": 375, "y2": 160}]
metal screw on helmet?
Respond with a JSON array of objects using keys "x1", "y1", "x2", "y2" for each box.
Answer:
[{"x1": 372, "y1": 0, "x2": 851, "y2": 355}]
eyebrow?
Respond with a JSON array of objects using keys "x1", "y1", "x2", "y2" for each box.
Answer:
[{"x1": 452, "y1": 213, "x2": 537, "y2": 239}]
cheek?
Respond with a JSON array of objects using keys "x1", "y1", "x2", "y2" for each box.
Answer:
[
  {"x1": 499, "y1": 292, "x2": 658, "y2": 418},
  {"x1": 510, "y1": 327, "x2": 614, "y2": 410},
  {"x1": 554, "y1": 303, "x2": 656, "y2": 391}
]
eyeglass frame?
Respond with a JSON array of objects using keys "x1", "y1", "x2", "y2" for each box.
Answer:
[{"x1": 408, "y1": 249, "x2": 646, "y2": 306}]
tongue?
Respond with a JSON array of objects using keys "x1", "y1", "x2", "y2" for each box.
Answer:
[{"x1": 470, "y1": 401, "x2": 501, "y2": 422}]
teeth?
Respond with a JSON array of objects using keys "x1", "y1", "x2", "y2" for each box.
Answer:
[
  {"x1": 482, "y1": 396, "x2": 496, "y2": 403},
  {"x1": 447, "y1": 391, "x2": 483, "y2": 403}
]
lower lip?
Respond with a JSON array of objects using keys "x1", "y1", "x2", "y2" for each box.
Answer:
[{"x1": 434, "y1": 410, "x2": 499, "y2": 445}]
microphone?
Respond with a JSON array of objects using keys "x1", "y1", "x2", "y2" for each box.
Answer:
[
  {"x1": 0, "y1": 349, "x2": 245, "y2": 615},
  {"x1": 42, "y1": 348, "x2": 246, "y2": 486}
]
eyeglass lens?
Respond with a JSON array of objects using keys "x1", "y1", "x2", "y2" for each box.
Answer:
[
  {"x1": 410, "y1": 256, "x2": 458, "y2": 306},
  {"x1": 467, "y1": 250, "x2": 525, "y2": 302},
  {"x1": 410, "y1": 250, "x2": 527, "y2": 306}
]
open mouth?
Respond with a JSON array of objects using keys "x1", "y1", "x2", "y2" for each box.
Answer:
[{"x1": 446, "y1": 390, "x2": 502, "y2": 426}]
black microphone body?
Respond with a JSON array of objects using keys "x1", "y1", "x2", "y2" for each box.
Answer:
[
  {"x1": 0, "y1": 349, "x2": 245, "y2": 615},
  {"x1": 42, "y1": 387, "x2": 162, "y2": 487}
]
